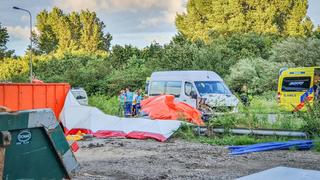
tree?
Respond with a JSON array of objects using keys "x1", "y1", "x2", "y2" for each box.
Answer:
[
  {"x1": 176, "y1": 0, "x2": 314, "y2": 41},
  {"x1": 34, "y1": 8, "x2": 112, "y2": 54},
  {"x1": 271, "y1": 38, "x2": 320, "y2": 67},
  {"x1": 0, "y1": 57, "x2": 28, "y2": 82},
  {"x1": 0, "y1": 23, "x2": 14, "y2": 59},
  {"x1": 227, "y1": 58, "x2": 280, "y2": 94},
  {"x1": 314, "y1": 26, "x2": 320, "y2": 39},
  {"x1": 109, "y1": 45, "x2": 141, "y2": 69}
]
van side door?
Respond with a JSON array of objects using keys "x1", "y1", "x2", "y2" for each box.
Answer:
[{"x1": 179, "y1": 82, "x2": 197, "y2": 108}]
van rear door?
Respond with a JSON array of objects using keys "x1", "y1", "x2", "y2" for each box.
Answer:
[{"x1": 280, "y1": 76, "x2": 312, "y2": 109}]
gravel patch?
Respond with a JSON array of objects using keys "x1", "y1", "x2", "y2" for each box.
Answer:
[{"x1": 74, "y1": 138, "x2": 320, "y2": 180}]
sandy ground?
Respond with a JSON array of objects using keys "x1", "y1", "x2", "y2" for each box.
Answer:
[{"x1": 74, "y1": 138, "x2": 320, "y2": 180}]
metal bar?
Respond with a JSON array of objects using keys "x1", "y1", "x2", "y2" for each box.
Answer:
[
  {"x1": 0, "y1": 131, "x2": 11, "y2": 178},
  {"x1": 194, "y1": 126, "x2": 307, "y2": 138}
]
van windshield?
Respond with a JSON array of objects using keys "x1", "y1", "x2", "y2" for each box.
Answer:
[
  {"x1": 195, "y1": 81, "x2": 231, "y2": 96},
  {"x1": 282, "y1": 77, "x2": 311, "y2": 92},
  {"x1": 71, "y1": 90, "x2": 87, "y2": 100}
]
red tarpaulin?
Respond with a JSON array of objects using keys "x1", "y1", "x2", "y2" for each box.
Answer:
[{"x1": 141, "y1": 95, "x2": 204, "y2": 125}]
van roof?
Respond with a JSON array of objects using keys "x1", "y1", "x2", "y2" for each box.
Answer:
[
  {"x1": 150, "y1": 71, "x2": 223, "y2": 82},
  {"x1": 281, "y1": 67, "x2": 320, "y2": 76}
]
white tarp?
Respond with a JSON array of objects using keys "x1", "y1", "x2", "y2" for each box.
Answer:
[{"x1": 59, "y1": 91, "x2": 182, "y2": 141}]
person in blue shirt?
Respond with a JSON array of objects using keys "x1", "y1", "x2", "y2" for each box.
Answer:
[
  {"x1": 134, "y1": 89, "x2": 143, "y2": 116},
  {"x1": 124, "y1": 87, "x2": 134, "y2": 117}
]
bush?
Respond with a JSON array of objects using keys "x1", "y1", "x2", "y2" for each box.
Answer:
[{"x1": 227, "y1": 58, "x2": 280, "y2": 94}]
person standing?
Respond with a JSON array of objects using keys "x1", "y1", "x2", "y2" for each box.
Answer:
[
  {"x1": 118, "y1": 90, "x2": 125, "y2": 116},
  {"x1": 135, "y1": 89, "x2": 143, "y2": 116},
  {"x1": 132, "y1": 90, "x2": 138, "y2": 116},
  {"x1": 124, "y1": 87, "x2": 134, "y2": 117}
]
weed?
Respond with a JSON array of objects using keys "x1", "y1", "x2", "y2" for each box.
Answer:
[
  {"x1": 297, "y1": 101, "x2": 320, "y2": 137},
  {"x1": 174, "y1": 124, "x2": 196, "y2": 140},
  {"x1": 313, "y1": 138, "x2": 320, "y2": 152},
  {"x1": 208, "y1": 114, "x2": 238, "y2": 134}
]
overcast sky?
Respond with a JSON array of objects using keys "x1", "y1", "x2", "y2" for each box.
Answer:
[{"x1": 0, "y1": 0, "x2": 319, "y2": 56}]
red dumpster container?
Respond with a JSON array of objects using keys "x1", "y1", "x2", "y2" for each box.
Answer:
[{"x1": 0, "y1": 83, "x2": 70, "y2": 119}]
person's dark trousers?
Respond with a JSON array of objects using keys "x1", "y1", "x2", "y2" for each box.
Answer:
[
  {"x1": 135, "y1": 103, "x2": 141, "y2": 116},
  {"x1": 125, "y1": 102, "x2": 132, "y2": 117}
]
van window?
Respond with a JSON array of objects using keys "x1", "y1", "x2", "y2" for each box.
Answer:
[
  {"x1": 185, "y1": 82, "x2": 196, "y2": 96},
  {"x1": 282, "y1": 77, "x2": 311, "y2": 92},
  {"x1": 149, "y1": 81, "x2": 182, "y2": 97},
  {"x1": 195, "y1": 81, "x2": 231, "y2": 96},
  {"x1": 71, "y1": 90, "x2": 87, "y2": 100},
  {"x1": 149, "y1": 81, "x2": 166, "y2": 96},
  {"x1": 166, "y1": 81, "x2": 182, "y2": 97}
]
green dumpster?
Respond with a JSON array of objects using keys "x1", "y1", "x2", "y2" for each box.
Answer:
[{"x1": 0, "y1": 109, "x2": 79, "y2": 179}]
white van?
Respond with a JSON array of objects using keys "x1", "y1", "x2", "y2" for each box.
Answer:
[
  {"x1": 147, "y1": 71, "x2": 239, "y2": 117},
  {"x1": 71, "y1": 87, "x2": 88, "y2": 105}
]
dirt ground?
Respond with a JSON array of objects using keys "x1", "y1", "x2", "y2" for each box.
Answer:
[{"x1": 74, "y1": 138, "x2": 320, "y2": 180}]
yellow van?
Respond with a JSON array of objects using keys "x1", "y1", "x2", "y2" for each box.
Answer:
[{"x1": 277, "y1": 67, "x2": 320, "y2": 111}]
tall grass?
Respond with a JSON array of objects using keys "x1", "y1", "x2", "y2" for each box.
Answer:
[
  {"x1": 175, "y1": 125, "x2": 296, "y2": 145},
  {"x1": 207, "y1": 113, "x2": 303, "y2": 131},
  {"x1": 89, "y1": 95, "x2": 120, "y2": 116},
  {"x1": 238, "y1": 91, "x2": 282, "y2": 114}
]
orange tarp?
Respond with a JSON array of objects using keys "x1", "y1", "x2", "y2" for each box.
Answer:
[{"x1": 141, "y1": 95, "x2": 204, "y2": 125}]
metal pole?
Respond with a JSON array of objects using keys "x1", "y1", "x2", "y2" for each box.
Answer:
[
  {"x1": 29, "y1": 11, "x2": 32, "y2": 83},
  {"x1": 13, "y1": 7, "x2": 33, "y2": 82},
  {"x1": 27, "y1": 11, "x2": 32, "y2": 83}
]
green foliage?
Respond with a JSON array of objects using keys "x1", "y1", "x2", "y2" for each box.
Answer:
[
  {"x1": 314, "y1": 27, "x2": 320, "y2": 39},
  {"x1": 175, "y1": 125, "x2": 295, "y2": 145},
  {"x1": 271, "y1": 38, "x2": 320, "y2": 67},
  {"x1": 0, "y1": 23, "x2": 14, "y2": 59},
  {"x1": 297, "y1": 101, "x2": 320, "y2": 137},
  {"x1": 208, "y1": 114, "x2": 238, "y2": 134},
  {"x1": 34, "y1": 7, "x2": 111, "y2": 54},
  {"x1": 0, "y1": 57, "x2": 29, "y2": 82},
  {"x1": 227, "y1": 58, "x2": 280, "y2": 94},
  {"x1": 240, "y1": 91, "x2": 281, "y2": 114},
  {"x1": 197, "y1": 135, "x2": 293, "y2": 146},
  {"x1": 174, "y1": 124, "x2": 197, "y2": 140},
  {"x1": 272, "y1": 114, "x2": 303, "y2": 130},
  {"x1": 89, "y1": 95, "x2": 119, "y2": 116},
  {"x1": 109, "y1": 45, "x2": 141, "y2": 69},
  {"x1": 106, "y1": 55, "x2": 152, "y2": 96},
  {"x1": 176, "y1": 0, "x2": 313, "y2": 41},
  {"x1": 33, "y1": 52, "x2": 111, "y2": 94},
  {"x1": 152, "y1": 33, "x2": 275, "y2": 77},
  {"x1": 313, "y1": 137, "x2": 320, "y2": 152}
]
